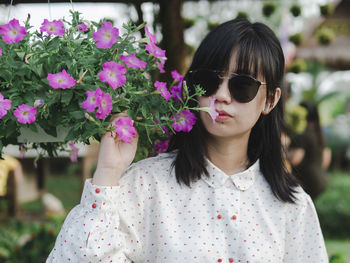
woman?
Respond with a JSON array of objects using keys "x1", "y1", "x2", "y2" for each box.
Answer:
[
  {"x1": 47, "y1": 19, "x2": 328, "y2": 262},
  {"x1": 288, "y1": 102, "x2": 329, "y2": 200}
]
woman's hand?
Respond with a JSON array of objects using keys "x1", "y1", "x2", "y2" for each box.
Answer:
[{"x1": 92, "y1": 112, "x2": 138, "y2": 186}]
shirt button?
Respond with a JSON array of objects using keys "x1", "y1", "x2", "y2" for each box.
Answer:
[
  {"x1": 231, "y1": 215, "x2": 237, "y2": 220},
  {"x1": 92, "y1": 203, "x2": 97, "y2": 208},
  {"x1": 95, "y1": 188, "x2": 100, "y2": 194},
  {"x1": 217, "y1": 259, "x2": 222, "y2": 262},
  {"x1": 217, "y1": 215, "x2": 222, "y2": 219},
  {"x1": 229, "y1": 258, "x2": 234, "y2": 262}
]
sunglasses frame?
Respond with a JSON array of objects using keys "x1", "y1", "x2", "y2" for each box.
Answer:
[{"x1": 187, "y1": 69, "x2": 267, "y2": 103}]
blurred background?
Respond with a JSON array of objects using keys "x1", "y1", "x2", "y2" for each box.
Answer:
[{"x1": 0, "y1": 0, "x2": 350, "y2": 262}]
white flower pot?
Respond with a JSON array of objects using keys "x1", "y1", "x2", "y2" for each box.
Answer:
[{"x1": 17, "y1": 125, "x2": 70, "y2": 143}]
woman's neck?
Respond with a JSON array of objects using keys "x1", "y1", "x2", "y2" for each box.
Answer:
[{"x1": 206, "y1": 134, "x2": 250, "y2": 175}]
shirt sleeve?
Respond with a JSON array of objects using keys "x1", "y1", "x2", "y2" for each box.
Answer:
[
  {"x1": 283, "y1": 191, "x2": 328, "y2": 263},
  {"x1": 46, "y1": 176, "x2": 142, "y2": 263}
]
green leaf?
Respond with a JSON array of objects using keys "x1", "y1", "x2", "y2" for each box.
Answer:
[
  {"x1": 61, "y1": 91, "x2": 73, "y2": 105},
  {"x1": 141, "y1": 105, "x2": 148, "y2": 118},
  {"x1": 16, "y1": 51, "x2": 26, "y2": 60},
  {"x1": 70, "y1": 111, "x2": 84, "y2": 120},
  {"x1": 47, "y1": 37, "x2": 61, "y2": 50},
  {"x1": 29, "y1": 123, "x2": 38, "y2": 132},
  {"x1": 0, "y1": 69, "x2": 12, "y2": 80}
]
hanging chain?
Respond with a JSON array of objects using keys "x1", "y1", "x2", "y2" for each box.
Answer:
[
  {"x1": 48, "y1": 0, "x2": 52, "y2": 20},
  {"x1": 7, "y1": 0, "x2": 14, "y2": 22}
]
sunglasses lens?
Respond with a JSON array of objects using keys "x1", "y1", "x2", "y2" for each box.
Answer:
[
  {"x1": 187, "y1": 70, "x2": 220, "y2": 96},
  {"x1": 229, "y1": 75, "x2": 260, "y2": 103}
]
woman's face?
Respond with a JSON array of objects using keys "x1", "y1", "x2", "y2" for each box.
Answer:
[{"x1": 198, "y1": 58, "x2": 271, "y2": 141}]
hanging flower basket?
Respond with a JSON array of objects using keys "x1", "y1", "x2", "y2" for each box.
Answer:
[
  {"x1": 0, "y1": 11, "x2": 211, "y2": 160},
  {"x1": 17, "y1": 125, "x2": 71, "y2": 143}
]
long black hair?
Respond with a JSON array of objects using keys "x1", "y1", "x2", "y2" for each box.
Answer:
[
  {"x1": 168, "y1": 18, "x2": 299, "y2": 203},
  {"x1": 300, "y1": 101, "x2": 325, "y2": 147}
]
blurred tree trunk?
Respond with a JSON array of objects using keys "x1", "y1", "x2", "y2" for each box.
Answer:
[{"x1": 158, "y1": 0, "x2": 186, "y2": 79}]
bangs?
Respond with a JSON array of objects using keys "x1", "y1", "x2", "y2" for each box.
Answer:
[{"x1": 187, "y1": 19, "x2": 285, "y2": 91}]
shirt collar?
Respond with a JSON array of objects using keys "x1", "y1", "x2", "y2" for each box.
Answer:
[{"x1": 202, "y1": 158, "x2": 260, "y2": 191}]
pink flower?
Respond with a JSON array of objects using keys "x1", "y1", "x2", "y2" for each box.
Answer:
[
  {"x1": 208, "y1": 97, "x2": 219, "y2": 124},
  {"x1": 14, "y1": 104, "x2": 36, "y2": 124},
  {"x1": 0, "y1": 93, "x2": 12, "y2": 119},
  {"x1": 171, "y1": 109, "x2": 196, "y2": 132},
  {"x1": 95, "y1": 92, "x2": 113, "y2": 119},
  {"x1": 81, "y1": 88, "x2": 103, "y2": 112},
  {"x1": 40, "y1": 19, "x2": 65, "y2": 36},
  {"x1": 0, "y1": 19, "x2": 27, "y2": 44},
  {"x1": 47, "y1": 69, "x2": 76, "y2": 89},
  {"x1": 153, "y1": 140, "x2": 169, "y2": 154},
  {"x1": 76, "y1": 23, "x2": 88, "y2": 32},
  {"x1": 93, "y1": 21, "x2": 119, "y2": 49},
  {"x1": 0, "y1": 47, "x2": 2, "y2": 56},
  {"x1": 69, "y1": 141, "x2": 79, "y2": 162},
  {"x1": 146, "y1": 43, "x2": 166, "y2": 58},
  {"x1": 144, "y1": 27, "x2": 166, "y2": 59},
  {"x1": 154, "y1": 81, "x2": 171, "y2": 101},
  {"x1": 81, "y1": 88, "x2": 113, "y2": 119},
  {"x1": 171, "y1": 70, "x2": 184, "y2": 82},
  {"x1": 145, "y1": 27, "x2": 157, "y2": 46},
  {"x1": 170, "y1": 85, "x2": 182, "y2": 102},
  {"x1": 120, "y1": 53, "x2": 146, "y2": 69},
  {"x1": 156, "y1": 57, "x2": 167, "y2": 73},
  {"x1": 114, "y1": 117, "x2": 137, "y2": 143},
  {"x1": 98, "y1": 61, "x2": 126, "y2": 89}
]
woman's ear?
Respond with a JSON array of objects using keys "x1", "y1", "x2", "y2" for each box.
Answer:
[{"x1": 262, "y1": 88, "x2": 281, "y2": 115}]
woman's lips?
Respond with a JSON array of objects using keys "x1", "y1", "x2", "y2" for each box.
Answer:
[{"x1": 215, "y1": 110, "x2": 231, "y2": 121}]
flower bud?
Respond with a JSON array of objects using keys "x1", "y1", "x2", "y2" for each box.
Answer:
[{"x1": 34, "y1": 99, "x2": 44, "y2": 108}]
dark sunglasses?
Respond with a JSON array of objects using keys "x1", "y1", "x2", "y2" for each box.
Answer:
[{"x1": 186, "y1": 69, "x2": 267, "y2": 103}]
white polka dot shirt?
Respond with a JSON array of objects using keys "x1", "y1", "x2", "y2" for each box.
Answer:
[{"x1": 47, "y1": 152, "x2": 328, "y2": 263}]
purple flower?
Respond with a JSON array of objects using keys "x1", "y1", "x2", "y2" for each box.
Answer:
[
  {"x1": 145, "y1": 27, "x2": 157, "y2": 46},
  {"x1": 171, "y1": 85, "x2": 182, "y2": 102},
  {"x1": 156, "y1": 58, "x2": 167, "y2": 73},
  {"x1": 161, "y1": 126, "x2": 171, "y2": 136},
  {"x1": 0, "y1": 19, "x2": 27, "y2": 44},
  {"x1": 170, "y1": 109, "x2": 196, "y2": 132},
  {"x1": 208, "y1": 97, "x2": 218, "y2": 124},
  {"x1": 81, "y1": 88, "x2": 103, "y2": 112},
  {"x1": 153, "y1": 140, "x2": 169, "y2": 154},
  {"x1": 144, "y1": 27, "x2": 166, "y2": 59},
  {"x1": 171, "y1": 70, "x2": 184, "y2": 82},
  {"x1": 81, "y1": 88, "x2": 113, "y2": 119},
  {"x1": 47, "y1": 69, "x2": 76, "y2": 89},
  {"x1": 146, "y1": 43, "x2": 166, "y2": 58},
  {"x1": 76, "y1": 23, "x2": 88, "y2": 32},
  {"x1": 95, "y1": 92, "x2": 113, "y2": 119},
  {"x1": 98, "y1": 61, "x2": 126, "y2": 90},
  {"x1": 40, "y1": 19, "x2": 65, "y2": 36},
  {"x1": 154, "y1": 81, "x2": 171, "y2": 101},
  {"x1": 69, "y1": 141, "x2": 79, "y2": 162},
  {"x1": 0, "y1": 47, "x2": 2, "y2": 56},
  {"x1": 14, "y1": 104, "x2": 36, "y2": 124},
  {"x1": 93, "y1": 21, "x2": 119, "y2": 49},
  {"x1": 114, "y1": 117, "x2": 137, "y2": 143},
  {"x1": 120, "y1": 53, "x2": 146, "y2": 69},
  {"x1": 0, "y1": 93, "x2": 12, "y2": 119}
]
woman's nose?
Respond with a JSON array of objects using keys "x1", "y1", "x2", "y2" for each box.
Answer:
[{"x1": 214, "y1": 79, "x2": 232, "y2": 104}]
